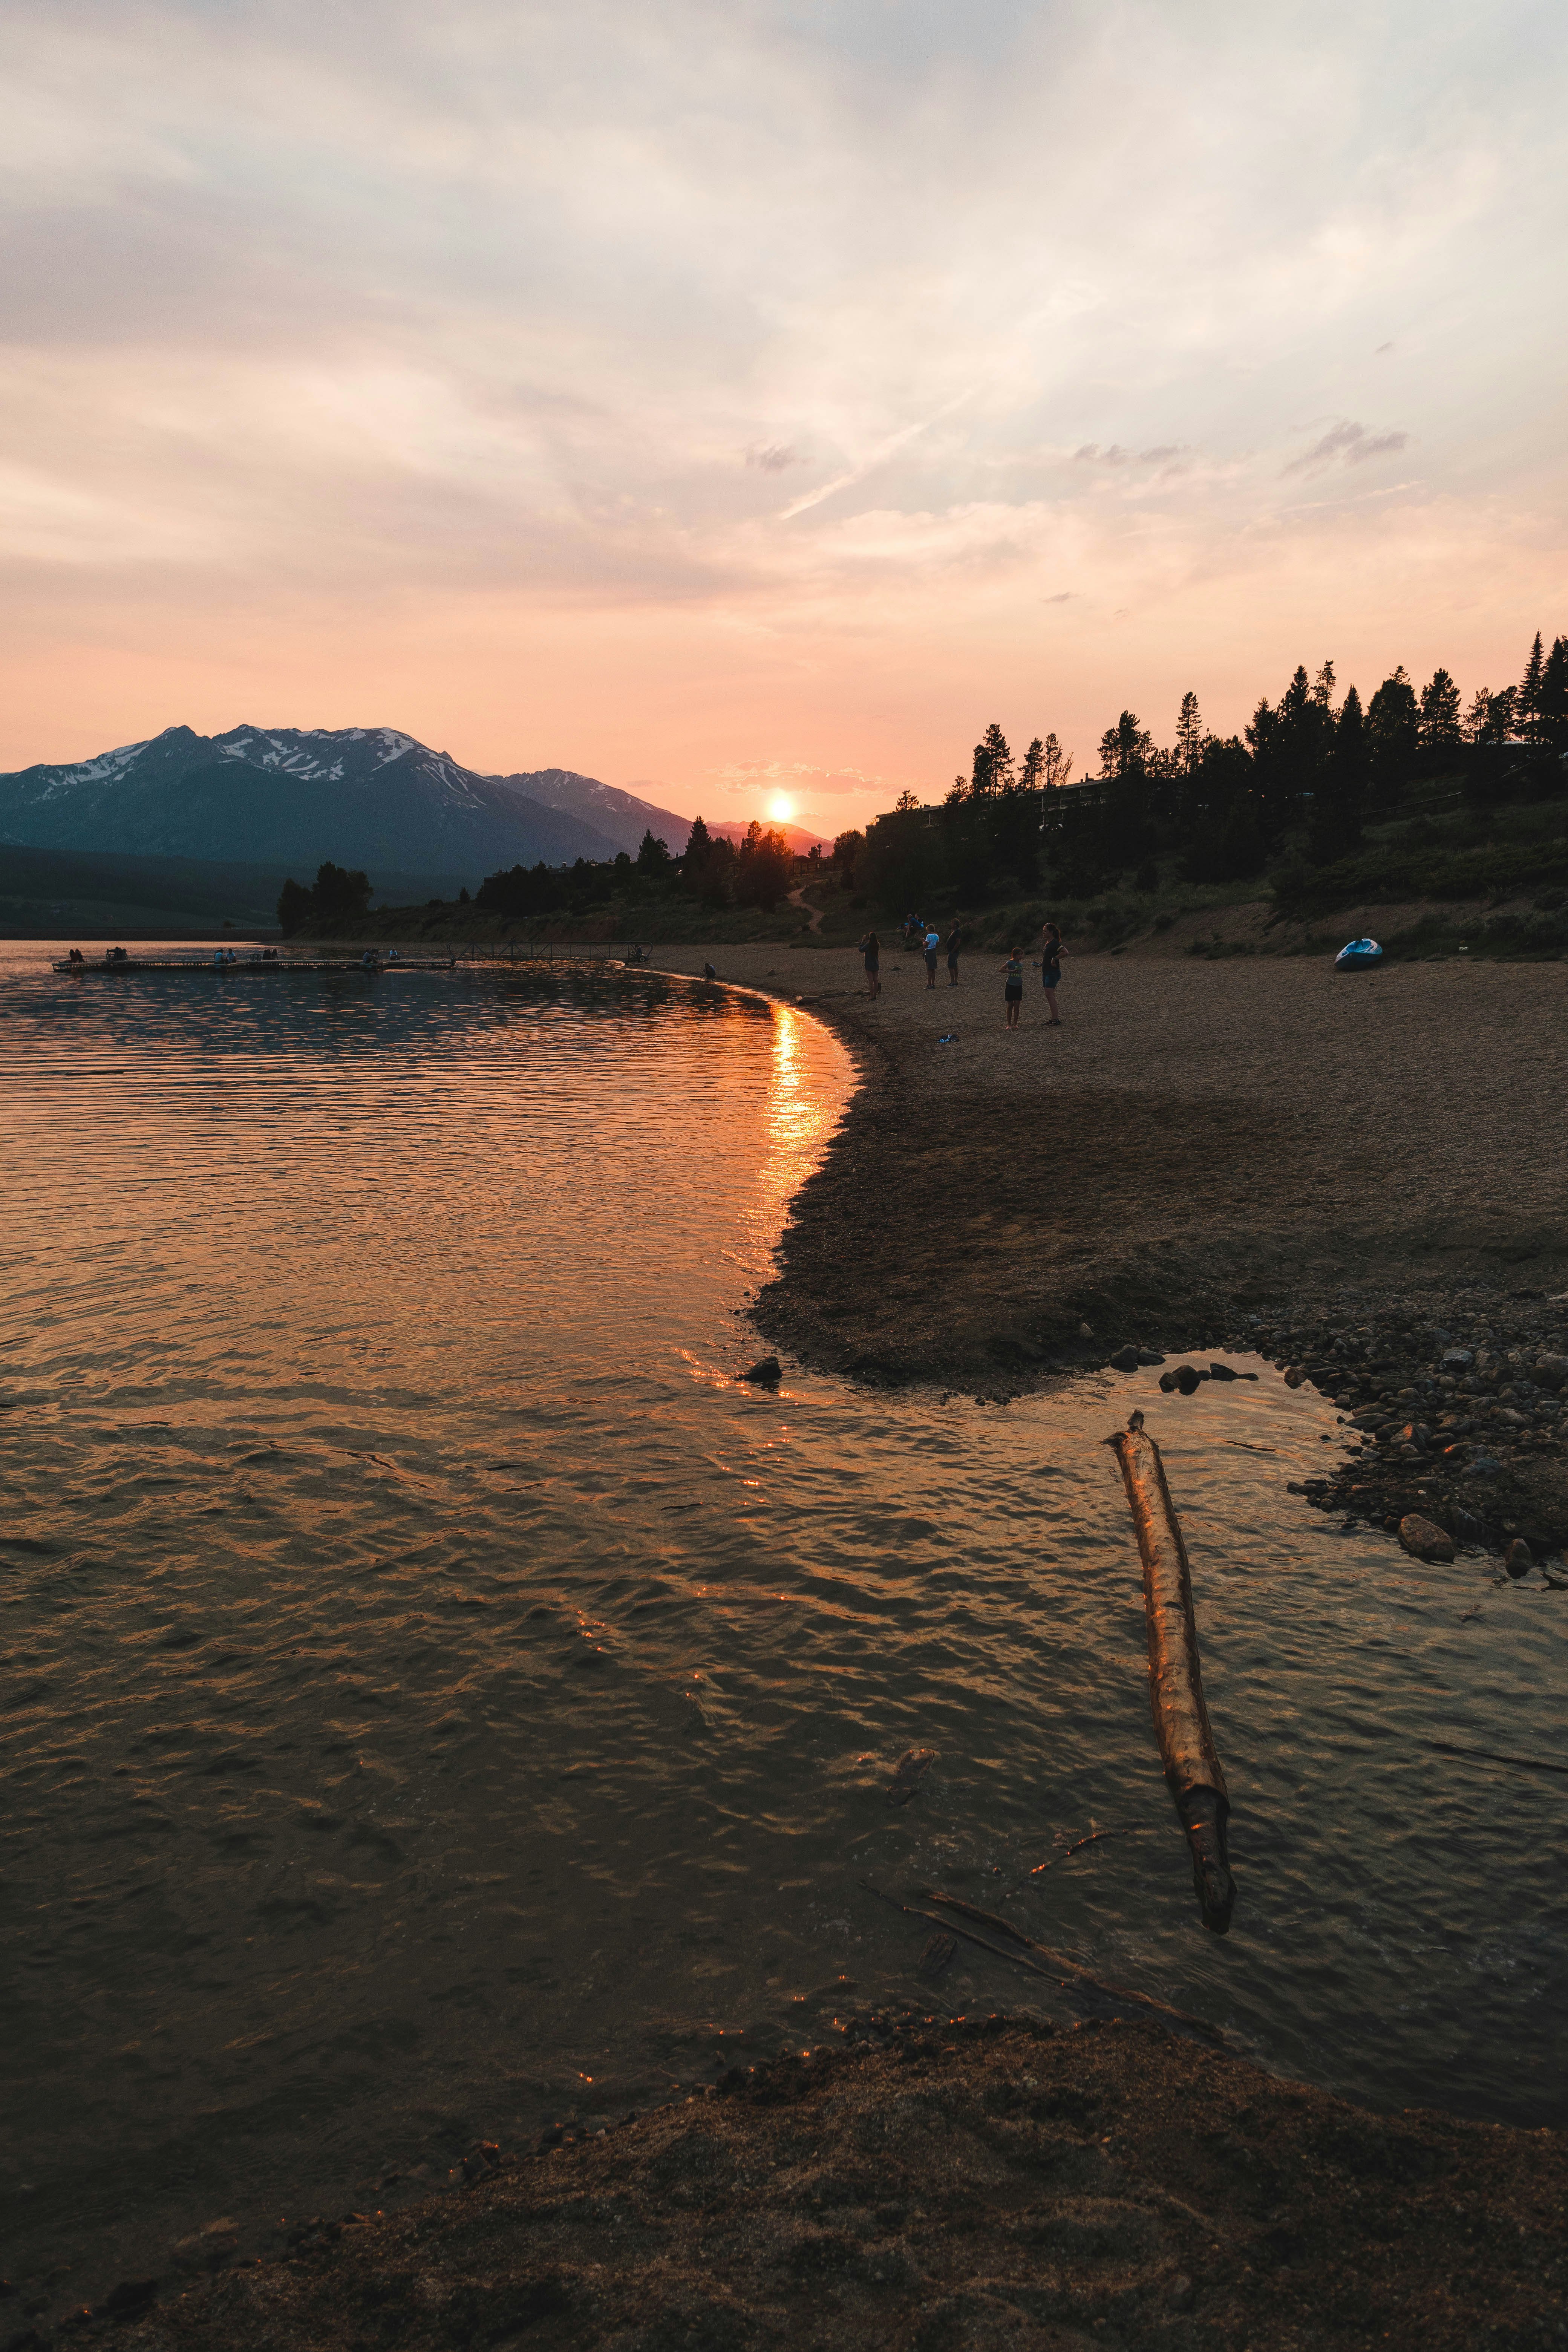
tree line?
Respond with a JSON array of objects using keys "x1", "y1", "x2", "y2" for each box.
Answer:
[
  {"x1": 845, "y1": 627, "x2": 1568, "y2": 910},
  {"x1": 472, "y1": 818, "x2": 797, "y2": 918}
]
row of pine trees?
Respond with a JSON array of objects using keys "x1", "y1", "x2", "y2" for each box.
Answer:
[{"x1": 851, "y1": 629, "x2": 1565, "y2": 903}]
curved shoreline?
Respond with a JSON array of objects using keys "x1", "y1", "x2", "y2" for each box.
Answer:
[
  {"x1": 21, "y1": 949, "x2": 1567, "y2": 2347},
  {"x1": 649, "y1": 943, "x2": 1568, "y2": 1551}
]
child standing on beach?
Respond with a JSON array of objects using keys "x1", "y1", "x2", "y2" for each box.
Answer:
[
  {"x1": 1000, "y1": 946, "x2": 1025, "y2": 1028},
  {"x1": 1038, "y1": 922, "x2": 1066, "y2": 1025}
]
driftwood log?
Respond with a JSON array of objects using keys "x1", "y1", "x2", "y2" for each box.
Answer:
[{"x1": 1107, "y1": 1412, "x2": 1235, "y2": 1934}]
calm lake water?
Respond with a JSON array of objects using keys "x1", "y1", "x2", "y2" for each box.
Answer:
[{"x1": 2, "y1": 944, "x2": 1563, "y2": 2303}]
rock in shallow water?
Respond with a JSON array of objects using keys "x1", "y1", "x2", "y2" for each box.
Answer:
[
  {"x1": 741, "y1": 1356, "x2": 782, "y2": 1386},
  {"x1": 1399, "y1": 1514, "x2": 1456, "y2": 1563}
]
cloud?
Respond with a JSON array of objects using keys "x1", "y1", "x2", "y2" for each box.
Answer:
[
  {"x1": 747, "y1": 444, "x2": 802, "y2": 473},
  {"x1": 707, "y1": 759, "x2": 882, "y2": 799},
  {"x1": 1283, "y1": 420, "x2": 1411, "y2": 475},
  {"x1": 1074, "y1": 443, "x2": 1129, "y2": 465},
  {"x1": 1043, "y1": 590, "x2": 1076, "y2": 603}
]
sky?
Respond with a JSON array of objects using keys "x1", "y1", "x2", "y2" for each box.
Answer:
[{"x1": 3, "y1": 0, "x2": 1565, "y2": 835}]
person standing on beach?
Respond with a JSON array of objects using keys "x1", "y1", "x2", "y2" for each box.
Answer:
[
  {"x1": 923, "y1": 923, "x2": 941, "y2": 988},
  {"x1": 946, "y1": 922, "x2": 962, "y2": 984},
  {"x1": 1038, "y1": 922, "x2": 1066, "y2": 1025},
  {"x1": 860, "y1": 931, "x2": 882, "y2": 997},
  {"x1": 1000, "y1": 946, "x2": 1025, "y2": 1029}
]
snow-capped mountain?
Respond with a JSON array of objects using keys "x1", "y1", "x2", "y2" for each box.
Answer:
[
  {"x1": 487, "y1": 766, "x2": 695, "y2": 859},
  {"x1": 0, "y1": 725, "x2": 623, "y2": 879}
]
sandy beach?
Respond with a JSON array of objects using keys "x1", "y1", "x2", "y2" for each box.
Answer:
[{"x1": 649, "y1": 942, "x2": 1568, "y2": 1380}]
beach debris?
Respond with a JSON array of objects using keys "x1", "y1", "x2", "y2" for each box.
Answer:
[
  {"x1": 885, "y1": 1747, "x2": 938, "y2": 1806},
  {"x1": 917, "y1": 1932, "x2": 958, "y2": 1983},
  {"x1": 860, "y1": 1880, "x2": 1222, "y2": 2043},
  {"x1": 1427, "y1": 1739, "x2": 1568, "y2": 1779},
  {"x1": 1106, "y1": 1414, "x2": 1235, "y2": 1935},
  {"x1": 1027, "y1": 1822, "x2": 1150, "y2": 1875},
  {"x1": 1399, "y1": 1514, "x2": 1456, "y2": 1563},
  {"x1": 937, "y1": 1032, "x2": 958, "y2": 1044},
  {"x1": 741, "y1": 1356, "x2": 782, "y2": 1386},
  {"x1": 1505, "y1": 1537, "x2": 1535, "y2": 1577}
]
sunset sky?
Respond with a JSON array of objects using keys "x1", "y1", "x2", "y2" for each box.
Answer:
[{"x1": 4, "y1": 0, "x2": 1565, "y2": 833}]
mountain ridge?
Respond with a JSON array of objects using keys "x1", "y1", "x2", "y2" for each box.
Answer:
[{"x1": 0, "y1": 724, "x2": 625, "y2": 879}]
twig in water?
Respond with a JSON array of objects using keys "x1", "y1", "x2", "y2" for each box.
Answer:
[
  {"x1": 858, "y1": 1880, "x2": 1223, "y2": 2046},
  {"x1": 1027, "y1": 1822, "x2": 1151, "y2": 1876},
  {"x1": 1428, "y1": 1739, "x2": 1568, "y2": 1779}
]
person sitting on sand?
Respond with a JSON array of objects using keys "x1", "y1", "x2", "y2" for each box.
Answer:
[
  {"x1": 859, "y1": 931, "x2": 881, "y2": 997},
  {"x1": 946, "y1": 923, "x2": 961, "y2": 984},
  {"x1": 1000, "y1": 946, "x2": 1025, "y2": 1029},
  {"x1": 923, "y1": 924, "x2": 941, "y2": 988},
  {"x1": 1037, "y1": 922, "x2": 1066, "y2": 1025}
]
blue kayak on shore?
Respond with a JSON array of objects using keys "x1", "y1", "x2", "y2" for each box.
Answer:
[{"x1": 1334, "y1": 937, "x2": 1383, "y2": 971}]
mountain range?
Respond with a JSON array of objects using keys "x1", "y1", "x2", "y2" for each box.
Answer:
[{"x1": 0, "y1": 725, "x2": 700, "y2": 884}]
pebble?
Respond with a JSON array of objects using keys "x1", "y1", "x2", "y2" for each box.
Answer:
[{"x1": 1505, "y1": 1539, "x2": 1535, "y2": 1579}]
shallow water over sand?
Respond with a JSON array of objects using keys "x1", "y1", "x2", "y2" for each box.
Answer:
[{"x1": 2, "y1": 946, "x2": 1563, "y2": 2297}]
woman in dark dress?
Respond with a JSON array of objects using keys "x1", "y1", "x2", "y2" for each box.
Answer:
[{"x1": 1000, "y1": 946, "x2": 1025, "y2": 1029}]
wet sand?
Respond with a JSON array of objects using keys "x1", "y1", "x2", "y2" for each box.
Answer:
[
  {"x1": 69, "y1": 2016, "x2": 1567, "y2": 2349},
  {"x1": 648, "y1": 943, "x2": 1568, "y2": 1389}
]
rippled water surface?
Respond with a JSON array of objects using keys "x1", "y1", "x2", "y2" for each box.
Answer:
[{"x1": 2, "y1": 943, "x2": 1563, "y2": 2298}]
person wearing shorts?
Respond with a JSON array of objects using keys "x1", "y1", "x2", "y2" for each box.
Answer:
[
  {"x1": 923, "y1": 925, "x2": 940, "y2": 987},
  {"x1": 1039, "y1": 922, "x2": 1065, "y2": 1024},
  {"x1": 1000, "y1": 947, "x2": 1024, "y2": 1029},
  {"x1": 859, "y1": 931, "x2": 881, "y2": 998}
]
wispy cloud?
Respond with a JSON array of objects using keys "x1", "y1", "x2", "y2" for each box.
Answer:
[{"x1": 1283, "y1": 419, "x2": 1411, "y2": 475}]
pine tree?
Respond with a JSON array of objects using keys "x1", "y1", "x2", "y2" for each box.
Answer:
[
  {"x1": 1539, "y1": 635, "x2": 1568, "y2": 756},
  {"x1": 893, "y1": 789, "x2": 920, "y2": 812},
  {"x1": 1518, "y1": 632, "x2": 1545, "y2": 741},
  {"x1": 1018, "y1": 737, "x2": 1046, "y2": 791},
  {"x1": 1310, "y1": 685, "x2": 1367, "y2": 862},
  {"x1": 1365, "y1": 666, "x2": 1419, "y2": 802},
  {"x1": 1040, "y1": 733, "x2": 1073, "y2": 792},
  {"x1": 971, "y1": 722, "x2": 1013, "y2": 797},
  {"x1": 1463, "y1": 688, "x2": 1493, "y2": 743},
  {"x1": 1313, "y1": 659, "x2": 1337, "y2": 710},
  {"x1": 1418, "y1": 668, "x2": 1463, "y2": 749},
  {"x1": 1175, "y1": 691, "x2": 1203, "y2": 773}
]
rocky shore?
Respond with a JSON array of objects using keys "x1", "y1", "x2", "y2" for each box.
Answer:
[{"x1": 38, "y1": 2015, "x2": 1566, "y2": 2351}]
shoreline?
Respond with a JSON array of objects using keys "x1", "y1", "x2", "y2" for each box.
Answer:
[
  {"x1": 20, "y1": 943, "x2": 1566, "y2": 2347},
  {"x1": 649, "y1": 942, "x2": 1568, "y2": 1558}
]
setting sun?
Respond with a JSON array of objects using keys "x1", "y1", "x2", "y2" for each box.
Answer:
[{"x1": 769, "y1": 795, "x2": 794, "y2": 823}]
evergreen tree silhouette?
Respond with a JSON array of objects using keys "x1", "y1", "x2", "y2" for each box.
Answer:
[{"x1": 1518, "y1": 631, "x2": 1545, "y2": 741}]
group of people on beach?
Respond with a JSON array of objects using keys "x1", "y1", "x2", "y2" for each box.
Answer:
[{"x1": 859, "y1": 920, "x2": 1066, "y2": 1026}]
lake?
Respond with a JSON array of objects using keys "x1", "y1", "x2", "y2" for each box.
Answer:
[{"x1": 2, "y1": 944, "x2": 1562, "y2": 2304}]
